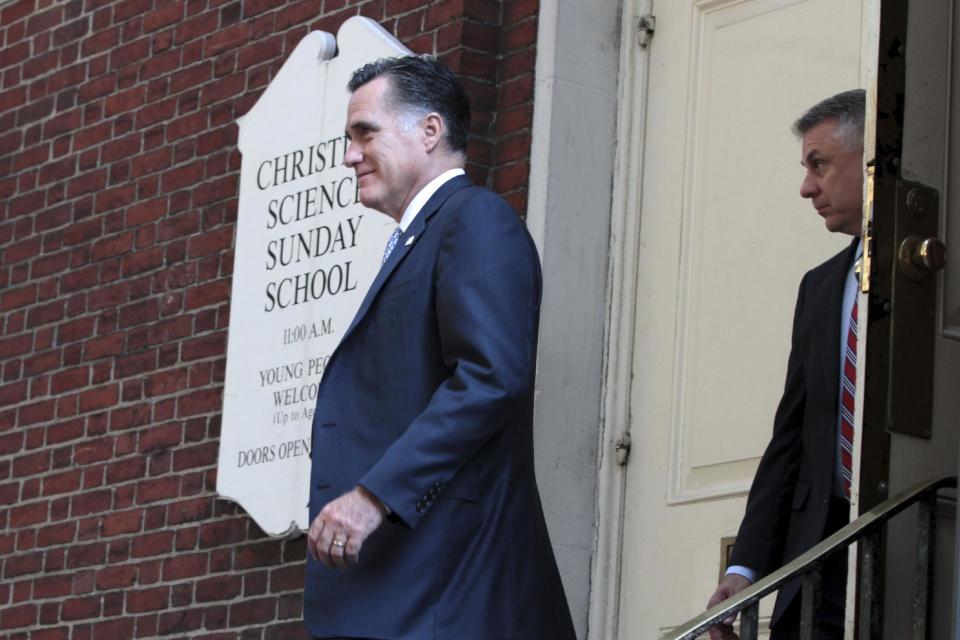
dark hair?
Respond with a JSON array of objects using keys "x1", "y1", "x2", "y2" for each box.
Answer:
[
  {"x1": 348, "y1": 55, "x2": 471, "y2": 154},
  {"x1": 792, "y1": 89, "x2": 866, "y2": 150}
]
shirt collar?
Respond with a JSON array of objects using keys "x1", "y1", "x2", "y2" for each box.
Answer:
[
  {"x1": 848, "y1": 236, "x2": 863, "y2": 278},
  {"x1": 398, "y1": 168, "x2": 466, "y2": 232}
]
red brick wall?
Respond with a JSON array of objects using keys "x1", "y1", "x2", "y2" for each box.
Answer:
[{"x1": 0, "y1": 0, "x2": 537, "y2": 637}]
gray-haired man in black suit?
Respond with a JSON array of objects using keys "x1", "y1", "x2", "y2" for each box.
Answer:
[{"x1": 707, "y1": 89, "x2": 866, "y2": 640}]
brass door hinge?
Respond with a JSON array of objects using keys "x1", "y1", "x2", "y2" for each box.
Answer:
[
  {"x1": 638, "y1": 14, "x2": 656, "y2": 48},
  {"x1": 615, "y1": 432, "x2": 631, "y2": 466}
]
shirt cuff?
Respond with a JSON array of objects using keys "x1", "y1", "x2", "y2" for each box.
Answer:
[{"x1": 725, "y1": 565, "x2": 757, "y2": 583}]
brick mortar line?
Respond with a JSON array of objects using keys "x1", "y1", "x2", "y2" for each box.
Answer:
[
  {"x1": 1, "y1": 277, "x2": 235, "y2": 314},
  {"x1": 3, "y1": 456, "x2": 222, "y2": 492},
  {"x1": 16, "y1": 424, "x2": 221, "y2": 448},
  {"x1": 3, "y1": 354, "x2": 229, "y2": 392},
  {"x1": 4, "y1": 563, "x2": 309, "y2": 588},
  {"x1": 3, "y1": 272, "x2": 232, "y2": 300}
]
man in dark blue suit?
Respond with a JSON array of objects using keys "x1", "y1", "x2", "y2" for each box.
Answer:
[{"x1": 303, "y1": 55, "x2": 576, "y2": 640}]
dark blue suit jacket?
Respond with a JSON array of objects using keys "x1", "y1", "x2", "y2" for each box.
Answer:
[{"x1": 304, "y1": 175, "x2": 575, "y2": 639}]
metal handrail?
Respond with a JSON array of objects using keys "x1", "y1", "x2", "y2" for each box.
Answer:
[{"x1": 662, "y1": 475, "x2": 957, "y2": 640}]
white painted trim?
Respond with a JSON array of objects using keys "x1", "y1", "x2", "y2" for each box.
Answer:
[
  {"x1": 666, "y1": 482, "x2": 752, "y2": 505},
  {"x1": 526, "y1": 0, "x2": 558, "y2": 257},
  {"x1": 587, "y1": 1, "x2": 653, "y2": 638},
  {"x1": 939, "y1": 0, "x2": 959, "y2": 342}
]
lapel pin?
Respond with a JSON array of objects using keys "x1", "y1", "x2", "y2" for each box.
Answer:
[{"x1": 405, "y1": 236, "x2": 415, "y2": 246}]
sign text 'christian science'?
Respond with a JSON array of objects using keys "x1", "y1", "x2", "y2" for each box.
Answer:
[{"x1": 259, "y1": 138, "x2": 362, "y2": 313}]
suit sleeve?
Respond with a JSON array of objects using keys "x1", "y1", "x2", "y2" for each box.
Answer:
[
  {"x1": 357, "y1": 189, "x2": 541, "y2": 528},
  {"x1": 729, "y1": 273, "x2": 810, "y2": 576}
]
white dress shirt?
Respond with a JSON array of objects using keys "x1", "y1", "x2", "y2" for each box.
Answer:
[{"x1": 396, "y1": 168, "x2": 466, "y2": 232}]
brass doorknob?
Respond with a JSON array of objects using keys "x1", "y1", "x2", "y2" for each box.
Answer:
[{"x1": 898, "y1": 235, "x2": 947, "y2": 281}]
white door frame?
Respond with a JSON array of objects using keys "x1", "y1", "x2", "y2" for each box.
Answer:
[
  {"x1": 526, "y1": 0, "x2": 630, "y2": 636},
  {"x1": 586, "y1": 0, "x2": 654, "y2": 637}
]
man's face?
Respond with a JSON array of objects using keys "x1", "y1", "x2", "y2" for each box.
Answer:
[
  {"x1": 344, "y1": 76, "x2": 427, "y2": 220},
  {"x1": 799, "y1": 119, "x2": 864, "y2": 236}
]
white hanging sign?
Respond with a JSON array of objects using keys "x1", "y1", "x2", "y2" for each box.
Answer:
[{"x1": 218, "y1": 17, "x2": 410, "y2": 536}]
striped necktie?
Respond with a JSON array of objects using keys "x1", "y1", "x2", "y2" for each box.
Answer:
[
  {"x1": 381, "y1": 228, "x2": 401, "y2": 266},
  {"x1": 839, "y1": 297, "x2": 858, "y2": 498}
]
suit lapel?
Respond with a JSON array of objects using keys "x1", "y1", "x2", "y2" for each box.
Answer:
[{"x1": 336, "y1": 174, "x2": 472, "y2": 350}]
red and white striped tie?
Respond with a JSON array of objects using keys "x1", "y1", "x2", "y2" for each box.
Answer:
[{"x1": 839, "y1": 298, "x2": 858, "y2": 498}]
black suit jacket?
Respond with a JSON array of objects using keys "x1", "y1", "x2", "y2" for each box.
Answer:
[
  {"x1": 729, "y1": 238, "x2": 858, "y2": 624},
  {"x1": 304, "y1": 175, "x2": 575, "y2": 639}
]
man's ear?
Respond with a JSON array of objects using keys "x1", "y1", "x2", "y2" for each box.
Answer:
[{"x1": 423, "y1": 112, "x2": 444, "y2": 153}]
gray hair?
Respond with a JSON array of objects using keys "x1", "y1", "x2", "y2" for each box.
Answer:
[
  {"x1": 792, "y1": 89, "x2": 866, "y2": 151},
  {"x1": 348, "y1": 55, "x2": 471, "y2": 154}
]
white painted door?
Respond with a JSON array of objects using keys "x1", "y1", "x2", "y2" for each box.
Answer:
[{"x1": 612, "y1": 1, "x2": 865, "y2": 636}]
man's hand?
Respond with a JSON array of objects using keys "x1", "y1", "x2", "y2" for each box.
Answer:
[
  {"x1": 705, "y1": 573, "x2": 752, "y2": 640},
  {"x1": 307, "y1": 486, "x2": 387, "y2": 570}
]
